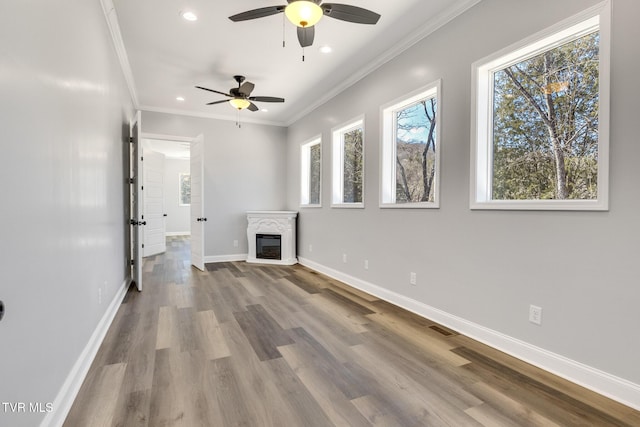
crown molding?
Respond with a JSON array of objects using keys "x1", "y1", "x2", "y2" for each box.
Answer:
[
  {"x1": 140, "y1": 105, "x2": 286, "y2": 127},
  {"x1": 100, "y1": 0, "x2": 139, "y2": 108},
  {"x1": 284, "y1": 0, "x2": 482, "y2": 126}
]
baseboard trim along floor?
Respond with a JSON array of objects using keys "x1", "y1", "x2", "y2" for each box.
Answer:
[
  {"x1": 42, "y1": 278, "x2": 131, "y2": 427},
  {"x1": 298, "y1": 257, "x2": 640, "y2": 411}
]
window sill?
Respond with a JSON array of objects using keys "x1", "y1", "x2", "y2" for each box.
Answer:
[
  {"x1": 300, "y1": 204, "x2": 322, "y2": 209},
  {"x1": 331, "y1": 203, "x2": 364, "y2": 209},
  {"x1": 379, "y1": 202, "x2": 439, "y2": 209},
  {"x1": 470, "y1": 199, "x2": 608, "y2": 211}
]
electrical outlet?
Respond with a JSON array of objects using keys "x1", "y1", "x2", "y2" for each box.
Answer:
[
  {"x1": 410, "y1": 272, "x2": 417, "y2": 285},
  {"x1": 364, "y1": 260, "x2": 369, "y2": 270},
  {"x1": 309, "y1": 244, "x2": 313, "y2": 252},
  {"x1": 529, "y1": 305, "x2": 543, "y2": 325},
  {"x1": 342, "y1": 253, "x2": 347, "y2": 263},
  {"x1": 233, "y1": 239, "x2": 239, "y2": 248}
]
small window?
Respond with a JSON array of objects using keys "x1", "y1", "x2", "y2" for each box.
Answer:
[
  {"x1": 332, "y1": 118, "x2": 364, "y2": 207},
  {"x1": 179, "y1": 173, "x2": 191, "y2": 206},
  {"x1": 381, "y1": 81, "x2": 441, "y2": 208},
  {"x1": 471, "y1": 3, "x2": 610, "y2": 210},
  {"x1": 300, "y1": 137, "x2": 322, "y2": 207}
]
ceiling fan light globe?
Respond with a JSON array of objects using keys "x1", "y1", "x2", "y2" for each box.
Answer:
[
  {"x1": 229, "y1": 98, "x2": 250, "y2": 110},
  {"x1": 285, "y1": 1, "x2": 323, "y2": 27}
]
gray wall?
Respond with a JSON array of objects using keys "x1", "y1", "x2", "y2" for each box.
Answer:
[
  {"x1": 164, "y1": 158, "x2": 191, "y2": 235},
  {"x1": 0, "y1": 0, "x2": 134, "y2": 426},
  {"x1": 142, "y1": 112, "x2": 288, "y2": 258},
  {"x1": 286, "y1": 0, "x2": 640, "y2": 390}
]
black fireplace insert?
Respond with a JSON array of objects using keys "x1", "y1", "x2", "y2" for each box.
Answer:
[{"x1": 256, "y1": 234, "x2": 281, "y2": 260}]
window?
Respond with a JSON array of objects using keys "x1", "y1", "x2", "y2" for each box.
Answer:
[
  {"x1": 300, "y1": 137, "x2": 322, "y2": 206},
  {"x1": 471, "y1": 3, "x2": 610, "y2": 210},
  {"x1": 332, "y1": 118, "x2": 364, "y2": 207},
  {"x1": 381, "y1": 81, "x2": 441, "y2": 208},
  {"x1": 179, "y1": 173, "x2": 191, "y2": 206}
]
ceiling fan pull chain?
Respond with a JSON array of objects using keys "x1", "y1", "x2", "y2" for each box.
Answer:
[
  {"x1": 282, "y1": 14, "x2": 286, "y2": 48},
  {"x1": 302, "y1": 46, "x2": 305, "y2": 62}
]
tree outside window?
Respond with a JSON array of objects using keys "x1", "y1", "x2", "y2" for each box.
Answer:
[
  {"x1": 179, "y1": 173, "x2": 191, "y2": 206},
  {"x1": 471, "y1": 8, "x2": 609, "y2": 210},
  {"x1": 332, "y1": 119, "x2": 364, "y2": 207},
  {"x1": 381, "y1": 81, "x2": 441, "y2": 208},
  {"x1": 492, "y1": 32, "x2": 599, "y2": 201}
]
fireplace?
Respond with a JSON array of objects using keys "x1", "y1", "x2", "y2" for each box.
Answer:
[
  {"x1": 256, "y1": 234, "x2": 281, "y2": 260},
  {"x1": 246, "y1": 211, "x2": 297, "y2": 265}
]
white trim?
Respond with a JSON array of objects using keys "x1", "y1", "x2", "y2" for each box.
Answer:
[
  {"x1": 297, "y1": 257, "x2": 640, "y2": 411},
  {"x1": 284, "y1": 0, "x2": 481, "y2": 126},
  {"x1": 165, "y1": 231, "x2": 191, "y2": 237},
  {"x1": 300, "y1": 136, "x2": 323, "y2": 207},
  {"x1": 99, "y1": 0, "x2": 139, "y2": 108},
  {"x1": 470, "y1": 1, "x2": 610, "y2": 211},
  {"x1": 204, "y1": 254, "x2": 247, "y2": 264},
  {"x1": 40, "y1": 278, "x2": 131, "y2": 427}
]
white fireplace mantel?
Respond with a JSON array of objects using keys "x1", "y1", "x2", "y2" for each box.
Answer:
[{"x1": 246, "y1": 211, "x2": 298, "y2": 265}]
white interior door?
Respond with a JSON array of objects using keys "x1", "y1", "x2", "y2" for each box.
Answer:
[
  {"x1": 190, "y1": 134, "x2": 205, "y2": 271},
  {"x1": 143, "y1": 149, "x2": 166, "y2": 257},
  {"x1": 130, "y1": 111, "x2": 143, "y2": 291}
]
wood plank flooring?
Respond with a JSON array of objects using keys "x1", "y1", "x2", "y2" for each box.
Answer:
[{"x1": 64, "y1": 236, "x2": 640, "y2": 426}]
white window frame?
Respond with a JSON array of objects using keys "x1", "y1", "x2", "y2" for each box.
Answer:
[
  {"x1": 300, "y1": 136, "x2": 322, "y2": 207},
  {"x1": 179, "y1": 172, "x2": 191, "y2": 206},
  {"x1": 470, "y1": 1, "x2": 610, "y2": 211},
  {"x1": 332, "y1": 116, "x2": 365, "y2": 208},
  {"x1": 380, "y1": 80, "x2": 441, "y2": 208}
]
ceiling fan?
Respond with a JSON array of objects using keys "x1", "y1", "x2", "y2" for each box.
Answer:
[
  {"x1": 229, "y1": 1, "x2": 381, "y2": 49},
  {"x1": 195, "y1": 75, "x2": 285, "y2": 112}
]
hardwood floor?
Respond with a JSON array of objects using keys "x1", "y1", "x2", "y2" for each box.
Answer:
[{"x1": 64, "y1": 236, "x2": 640, "y2": 426}]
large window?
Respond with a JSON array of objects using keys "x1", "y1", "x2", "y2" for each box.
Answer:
[
  {"x1": 471, "y1": 3, "x2": 610, "y2": 210},
  {"x1": 300, "y1": 137, "x2": 322, "y2": 206},
  {"x1": 381, "y1": 81, "x2": 441, "y2": 208},
  {"x1": 179, "y1": 173, "x2": 191, "y2": 206},
  {"x1": 332, "y1": 118, "x2": 364, "y2": 207}
]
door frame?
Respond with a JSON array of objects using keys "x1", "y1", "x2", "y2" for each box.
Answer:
[{"x1": 138, "y1": 132, "x2": 203, "y2": 268}]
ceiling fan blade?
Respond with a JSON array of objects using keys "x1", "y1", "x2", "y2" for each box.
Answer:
[
  {"x1": 206, "y1": 100, "x2": 229, "y2": 106},
  {"x1": 247, "y1": 102, "x2": 259, "y2": 112},
  {"x1": 322, "y1": 3, "x2": 381, "y2": 24},
  {"x1": 239, "y1": 81, "x2": 255, "y2": 96},
  {"x1": 195, "y1": 86, "x2": 231, "y2": 97},
  {"x1": 229, "y1": 6, "x2": 285, "y2": 22},
  {"x1": 249, "y1": 96, "x2": 285, "y2": 103},
  {"x1": 297, "y1": 26, "x2": 315, "y2": 48}
]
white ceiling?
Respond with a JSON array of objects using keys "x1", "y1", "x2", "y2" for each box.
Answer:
[{"x1": 110, "y1": 0, "x2": 479, "y2": 126}]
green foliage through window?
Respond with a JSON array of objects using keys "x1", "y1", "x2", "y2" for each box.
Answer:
[
  {"x1": 309, "y1": 143, "x2": 321, "y2": 204},
  {"x1": 492, "y1": 31, "x2": 599, "y2": 200},
  {"x1": 342, "y1": 128, "x2": 363, "y2": 203}
]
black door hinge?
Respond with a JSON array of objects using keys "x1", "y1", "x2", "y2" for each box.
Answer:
[
  {"x1": 128, "y1": 178, "x2": 135, "y2": 184},
  {"x1": 130, "y1": 259, "x2": 135, "y2": 266},
  {"x1": 129, "y1": 137, "x2": 134, "y2": 143},
  {"x1": 142, "y1": 244, "x2": 145, "y2": 249}
]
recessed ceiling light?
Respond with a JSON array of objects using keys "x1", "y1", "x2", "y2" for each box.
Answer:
[
  {"x1": 176, "y1": 96, "x2": 185, "y2": 102},
  {"x1": 319, "y1": 45, "x2": 333, "y2": 54},
  {"x1": 261, "y1": 108, "x2": 269, "y2": 112},
  {"x1": 181, "y1": 11, "x2": 198, "y2": 21}
]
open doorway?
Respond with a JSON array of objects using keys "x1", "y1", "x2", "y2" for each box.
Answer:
[{"x1": 141, "y1": 137, "x2": 191, "y2": 260}]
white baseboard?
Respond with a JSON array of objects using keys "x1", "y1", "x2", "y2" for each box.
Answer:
[
  {"x1": 165, "y1": 231, "x2": 190, "y2": 237},
  {"x1": 41, "y1": 278, "x2": 131, "y2": 427},
  {"x1": 204, "y1": 254, "x2": 247, "y2": 264},
  {"x1": 298, "y1": 257, "x2": 640, "y2": 411}
]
